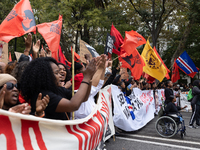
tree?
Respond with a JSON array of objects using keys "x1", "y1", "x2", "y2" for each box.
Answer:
[{"x1": 129, "y1": 0, "x2": 184, "y2": 50}]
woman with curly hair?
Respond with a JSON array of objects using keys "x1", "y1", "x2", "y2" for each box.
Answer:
[
  {"x1": 20, "y1": 57, "x2": 99, "y2": 120},
  {"x1": 58, "y1": 63, "x2": 72, "y2": 88}
]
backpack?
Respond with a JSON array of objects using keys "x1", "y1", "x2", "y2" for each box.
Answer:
[{"x1": 187, "y1": 88, "x2": 194, "y2": 102}]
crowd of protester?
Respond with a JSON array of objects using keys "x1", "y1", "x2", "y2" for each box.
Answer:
[{"x1": 0, "y1": 33, "x2": 200, "y2": 148}]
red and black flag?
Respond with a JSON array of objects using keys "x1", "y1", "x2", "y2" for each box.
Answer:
[
  {"x1": 0, "y1": 0, "x2": 36, "y2": 43},
  {"x1": 37, "y1": 15, "x2": 62, "y2": 53},
  {"x1": 110, "y1": 24, "x2": 124, "y2": 55},
  {"x1": 171, "y1": 58, "x2": 180, "y2": 83}
]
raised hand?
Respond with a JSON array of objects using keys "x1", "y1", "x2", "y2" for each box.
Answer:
[
  {"x1": 39, "y1": 48, "x2": 47, "y2": 58},
  {"x1": 83, "y1": 56, "x2": 101, "y2": 81},
  {"x1": 98, "y1": 54, "x2": 107, "y2": 69},
  {"x1": 33, "y1": 39, "x2": 40, "y2": 54},
  {"x1": 45, "y1": 47, "x2": 52, "y2": 57},
  {"x1": 9, "y1": 103, "x2": 31, "y2": 115},
  {"x1": 35, "y1": 93, "x2": 49, "y2": 116},
  {"x1": 24, "y1": 33, "x2": 32, "y2": 54},
  {"x1": 0, "y1": 84, "x2": 6, "y2": 109}
]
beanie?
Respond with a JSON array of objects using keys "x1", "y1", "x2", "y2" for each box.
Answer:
[{"x1": 0, "y1": 74, "x2": 17, "y2": 87}]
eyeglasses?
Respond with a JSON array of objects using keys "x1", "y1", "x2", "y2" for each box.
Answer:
[{"x1": 0, "y1": 82, "x2": 18, "y2": 90}]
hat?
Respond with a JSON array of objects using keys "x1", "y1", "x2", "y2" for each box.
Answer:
[
  {"x1": 0, "y1": 74, "x2": 17, "y2": 87},
  {"x1": 18, "y1": 54, "x2": 32, "y2": 62}
]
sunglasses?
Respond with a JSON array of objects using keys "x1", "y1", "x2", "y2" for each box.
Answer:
[{"x1": 0, "y1": 82, "x2": 18, "y2": 90}]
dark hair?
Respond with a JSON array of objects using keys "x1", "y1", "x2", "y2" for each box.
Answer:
[
  {"x1": 58, "y1": 63, "x2": 72, "y2": 82},
  {"x1": 11, "y1": 61, "x2": 30, "y2": 83},
  {"x1": 165, "y1": 80, "x2": 171, "y2": 87},
  {"x1": 20, "y1": 57, "x2": 58, "y2": 101},
  {"x1": 193, "y1": 80, "x2": 200, "y2": 88},
  {"x1": 4, "y1": 61, "x2": 17, "y2": 74}
]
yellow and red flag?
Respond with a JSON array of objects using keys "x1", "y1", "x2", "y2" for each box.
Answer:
[
  {"x1": 153, "y1": 46, "x2": 170, "y2": 79},
  {"x1": 141, "y1": 40, "x2": 167, "y2": 82}
]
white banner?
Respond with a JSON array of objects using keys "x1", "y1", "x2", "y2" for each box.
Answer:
[
  {"x1": 155, "y1": 89, "x2": 165, "y2": 114},
  {"x1": 0, "y1": 85, "x2": 114, "y2": 150},
  {"x1": 180, "y1": 91, "x2": 192, "y2": 112},
  {"x1": 112, "y1": 85, "x2": 155, "y2": 131}
]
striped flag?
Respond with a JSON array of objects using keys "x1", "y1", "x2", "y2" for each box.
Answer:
[{"x1": 176, "y1": 51, "x2": 198, "y2": 78}]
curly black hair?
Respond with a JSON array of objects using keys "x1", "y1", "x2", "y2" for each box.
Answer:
[
  {"x1": 20, "y1": 57, "x2": 59, "y2": 101},
  {"x1": 58, "y1": 63, "x2": 72, "y2": 82}
]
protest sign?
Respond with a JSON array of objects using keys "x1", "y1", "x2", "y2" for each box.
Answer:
[{"x1": 104, "y1": 33, "x2": 114, "y2": 59}]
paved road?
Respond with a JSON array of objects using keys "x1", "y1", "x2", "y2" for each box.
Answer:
[{"x1": 105, "y1": 112, "x2": 200, "y2": 150}]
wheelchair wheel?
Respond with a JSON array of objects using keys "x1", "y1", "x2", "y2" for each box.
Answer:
[{"x1": 155, "y1": 116, "x2": 177, "y2": 138}]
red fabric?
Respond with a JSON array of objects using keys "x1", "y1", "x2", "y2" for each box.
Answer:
[
  {"x1": 8, "y1": 52, "x2": 12, "y2": 62},
  {"x1": 71, "y1": 73, "x2": 84, "y2": 90},
  {"x1": 178, "y1": 65, "x2": 198, "y2": 78},
  {"x1": 121, "y1": 30, "x2": 146, "y2": 56},
  {"x1": 153, "y1": 47, "x2": 170, "y2": 79},
  {"x1": 63, "y1": 55, "x2": 72, "y2": 68},
  {"x1": 110, "y1": 24, "x2": 124, "y2": 55},
  {"x1": 119, "y1": 51, "x2": 145, "y2": 80},
  {"x1": 58, "y1": 45, "x2": 66, "y2": 65},
  {"x1": 71, "y1": 46, "x2": 80, "y2": 62},
  {"x1": 171, "y1": 59, "x2": 180, "y2": 82},
  {"x1": 18, "y1": 93, "x2": 26, "y2": 103},
  {"x1": 51, "y1": 51, "x2": 58, "y2": 62},
  {"x1": 119, "y1": 31, "x2": 145, "y2": 80},
  {"x1": 0, "y1": 0, "x2": 36, "y2": 43},
  {"x1": 37, "y1": 15, "x2": 62, "y2": 53},
  {"x1": 142, "y1": 72, "x2": 155, "y2": 83}
]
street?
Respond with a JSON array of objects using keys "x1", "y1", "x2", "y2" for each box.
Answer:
[{"x1": 105, "y1": 112, "x2": 200, "y2": 150}]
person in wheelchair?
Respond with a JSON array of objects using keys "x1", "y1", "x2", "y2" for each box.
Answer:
[{"x1": 165, "y1": 95, "x2": 187, "y2": 117}]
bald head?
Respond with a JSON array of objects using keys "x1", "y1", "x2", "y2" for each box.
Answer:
[{"x1": 0, "y1": 62, "x2": 6, "y2": 73}]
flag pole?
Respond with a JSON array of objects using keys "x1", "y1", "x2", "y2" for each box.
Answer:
[
  {"x1": 112, "y1": 55, "x2": 121, "y2": 61},
  {"x1": 72, "y1": 46, "x2": 75, "y2": 120}
]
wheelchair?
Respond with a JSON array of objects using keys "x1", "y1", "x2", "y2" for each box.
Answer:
[{"x1": 155, "y1": 105, "x2": 186, "y2": 138}]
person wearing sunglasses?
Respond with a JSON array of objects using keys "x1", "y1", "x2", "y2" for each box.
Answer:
[
  {"x1": 0, "y1": 73, "x2": 31, "y2": 114},
  {"x1": 0, "y1": 74, "x2": 49, "y2": 116}
]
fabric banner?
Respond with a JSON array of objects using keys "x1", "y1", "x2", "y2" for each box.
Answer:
[
  {"x1": 112, "y1": 85, "x2": 155, "y2": 131},
  {"x1": 0, "y1": 85, "x2": 114, "y2": 150},
  {"x1": 155, "y1": 89, "x2": 165, "y2": 114},
  {"x1": 180, "y1": 91, "x2": 192, "y2": 112}
]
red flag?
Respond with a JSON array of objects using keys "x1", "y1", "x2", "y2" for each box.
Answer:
[
  {"x1": 51, "y1": 51, "x2": 58, "y2": 62},
  {"x1": 71, "y1": 46, "x2": 80, "y2": 62},
  {"x1": 0, "y1": 0, "x2": 36, "y2": 43},
  {"x1": 171, "y1": 59, "x2": 180, "y2": 83},
  {"x1": 63, "y1": 55, "x2": 72, "y2": 68},
  {"x1": 9, "y1": 52, "x2": 12, "y2": 62},
  {"x1": 58, "y1": 45, "x2": 66, "y2": 65},
  {"x1": 37, "y1": 15, "x2": 62, "y2": 53},
  {"x1": 119, "y1": 31, "x2": 145, "y2": 80},
  {"x1": 110, "y1": 24, "x2": 124, "y2": 55},
  {"x1": 142, "y1": 72, "x2": 155, "y2": 83},
  {"x1": 153, "y1": 47, "x2": 170, "y2": 79},
  {"x1": 121, "y1": 30, "x2": 146, "y2": 56}
]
